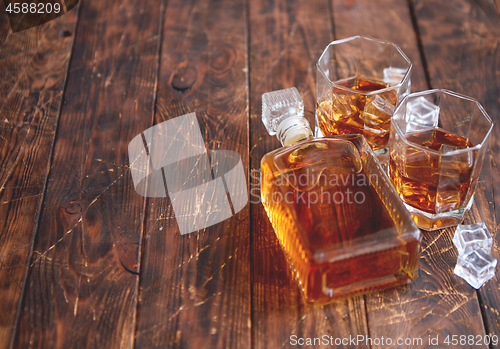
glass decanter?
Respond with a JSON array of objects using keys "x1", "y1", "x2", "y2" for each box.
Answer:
[{"x1": 260, "y1": 87, "x2": 421, "y2": 304}]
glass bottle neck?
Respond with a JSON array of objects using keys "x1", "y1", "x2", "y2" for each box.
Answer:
[{"x1": 276, "y1": 116, "x2": 314, "y2": 146}]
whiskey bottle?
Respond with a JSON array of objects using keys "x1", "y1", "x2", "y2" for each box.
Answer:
[{"x1": 260, "y1": 87, "x2": 421, "y2": 304}]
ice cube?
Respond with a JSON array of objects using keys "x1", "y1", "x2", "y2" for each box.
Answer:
[
  {"x1": 362, "y1": 95, "x2": 394, "y2": 125},
  {"x1": 454, "y1": 249, "x2": 497, "y2": 289},
  {"x1": 439, "y1": 144, "x2": 469, "y2": 153},
  {"x1": 439, "y1": 144, "x2": 473, "y2": 172},
  {"x1": 435, "y1": 147, "x2": 474, "y2": 213},
  {"x1": 453, "y1": 222, "x2": 493, "y2": 255},
  {"x1": 383, "y1": 67, "x2": 407, "y2": 85},
  {"x1": 405, "y1": 96, "x2": 440, "y2": 132},
  {"x1": 361, "y1": 95, "x2": 393, "y2": 135},
  {"x1": 330, "y1": 93, "x2": 359, "y2": 121}
]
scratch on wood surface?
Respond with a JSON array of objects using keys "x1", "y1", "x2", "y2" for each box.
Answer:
[
  {"x1": 0, "y1": 243, "x2": 32, "y2": 261},
  {"x1": 276, "y1": 313, "x2": 309, "y2": 349},
  {"x1": 421, "y1": 229, "x2": 447, "y2": 253},
  {"x1": 417, "y1": 293, "x2": 470, "y2": 327},
  {"x1": 0, "y1": 193, "x2": 43, "y2": 204},
  {"x1": 74, "y1": 275, "x2": 81, "y2": 316},
  {"x1": 482, "y1": 304, "x2": 500, "y2": 316},
  {"x1": 95, "y1": 157, "x2": 132, "y2": 169},
  {"x1": 249, "y1": 134, "x2": 264, "y2": 159},
  {"x1": 0, "y1": 35, "x2": 49, "y2": 115},
  {"x1": 0, "y1": 260, "x2": 23, "y2": 291},
  {"x1": 167, "y1": 305, "x2": 185, "y2": 322},
  {"x1": 253, "y1": 22, "x2": 302, "y2": 88},
  {"x1": 30, "y1": 216, "x2": 82, "y2": 266},
  {"x1": 425, "y1": 244, "x2": 454, "y2": 257},
  {"x1": 0, "y1": 151, "x2": 22, "y2": 194},
  {"x1": 30, "y1": 169, "x2": 126, "y2": 265},
  {"x1": 193, "y1": 289, "x2": 227, "y2": 307},
  {"x1": 85, "y1": 171, "x2": 127, "y2": 208},
  {"x1": 392, "y1": 289, "x2": 409, "y2": 327}
]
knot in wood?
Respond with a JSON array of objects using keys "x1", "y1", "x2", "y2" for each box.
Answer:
[
  {"x1": 171, "y1": 67, "x2": 197, "y2": 91},
  {"x1": 59, "y1": 30, "x2": 72, "y2": 38},
  {"x1": 210, "y1": 45, "x2": 235, "y2": 70},
  {"x1": 118, "y1": 243, "x2": 140, "y2": 274},
  {"x1": 64, "y1": 201, "x2": 82, "y2": 214}
]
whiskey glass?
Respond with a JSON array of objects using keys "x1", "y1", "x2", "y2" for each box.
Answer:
[
  {"x1": 316, "y1": 36, "x2": 412, "y2": 153},
  {"x1": 388, "y1": 90, "x2": 494, "y2": 231}
]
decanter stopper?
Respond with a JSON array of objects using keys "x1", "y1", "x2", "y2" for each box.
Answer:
[{"x1": 262, "y1": 87, "x2": 313, "y2": 146}]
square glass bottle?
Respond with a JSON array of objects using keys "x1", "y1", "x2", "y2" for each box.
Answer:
[{"x1": 261, "y1": 87, "x2": 421, "y2": 304}]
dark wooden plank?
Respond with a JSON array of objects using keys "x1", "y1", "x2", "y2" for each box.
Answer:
[
  {"x1": 134, "y1": 0, "x2": 251, "y2": 348},
  {"x1": 414, "y1": 0, "x2": 500, "y2": 152},
  {"x1": 366, "y1": 232, "x2": 488, "y2": 349},
  {"x1": 12, "y1": 0, "x2": 162, "y2": 347},
  {"x1": 249, "y1": 1, "x2": 369, "y2": 348},
  {"x1": 0, "y1": 13, "x2": 55, "y2": 106},
  {"x1": 0, "y1": 8, "x2": 77, "y2": 349},
  {"x1": 412, "y1": 0, "x2": 500, "y2": 341},
  {"x1": 331, "y1": 0, "x2": 490, "y2": 347},
  {"x1": 414, "y1": 0, "x2": 500, "y2": 342},
  {"x1": 480, "y1": 153, "x2": 500, "y2": 337},
  {"x1": 0, "y1": 3, "x2": 13, "y2": 46},
  {"x1": 463, "y1": 148, "x2": 500, "y2": 340},
  {"x1": 331, "y1": 0, "x2": 428, "y2": 92}
]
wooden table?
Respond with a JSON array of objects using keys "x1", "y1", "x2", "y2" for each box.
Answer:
[{"x1": 1, "y1": 0, "x2": 499, "y2": 348}]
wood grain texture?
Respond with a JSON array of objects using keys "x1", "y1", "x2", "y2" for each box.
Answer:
[
  {"x1": 133, "y1": 0, "x2": 251, "y2": 348},
  {"x1": 414, "y1": 0, "x2": 500, "y2": 341},
  {"x1": 0, "y1": 7, "x2": 77, "y2": 349},
  {"x1": 0, "y1": 3, "x2": 13, "y2": 47},
  {"x1": 331, "y1": 0, "x2": 428, "y2": 92},
  {"x1": 249, "y1": 1, "x2": 369, "y2": 348},
  {"x1": 12, "y1": 0, "x2": 162, "y2": 347},
  {"x1": 479, "y1": 153, "x2": 500, "y2": 338},
  {"x1": 463, "y1": 148, "x2": 500, "y2": 339},
  {"x1": 332, "y1": 0, "x2": 490, "y2": 347},
  {"x1": 480, "y1": 154, "x2": 500, "y2": 339},
  {"x1": 0, "y1": 14, "x2": 56, "y2": 107},
  {"x1": 412, "y1": 0, "x2": 500, "y2": 340},
  {"x1": 1, "y1": 0, "x2": 498, "y2": 347},
  {"x1": 413, "y1": 0, "x2": 500, "y2": 151}
]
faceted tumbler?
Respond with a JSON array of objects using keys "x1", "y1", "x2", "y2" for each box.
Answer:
[
  {"x1": 388, "y1": 90, "x2": 494, "y2": 231},
  {"x1": 315, "y1": 36, "x2": 412, "y2": 152}
]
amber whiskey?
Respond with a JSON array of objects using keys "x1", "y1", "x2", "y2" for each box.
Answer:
[
  {"x1": 261, "y1": 88, "x2": 421, "y2": 304},
  {"x1": 316, "y1": 77, "x2": 397, "y2": 150},
  {"x1": 389, "y1": 127, "x2": 476, "y2": 214}
]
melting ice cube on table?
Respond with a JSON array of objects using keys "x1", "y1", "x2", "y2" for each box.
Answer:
[
  {"x1": 453, "y1": 222, "x2": 493, "y2": 255},
  {"x1": 454, "y1": 249, "x2": 497, "y2": 289}
]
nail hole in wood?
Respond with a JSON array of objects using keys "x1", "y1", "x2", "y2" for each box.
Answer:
[{"x1": 59, "y1": 30, "x2": 72, "y2": 37}]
